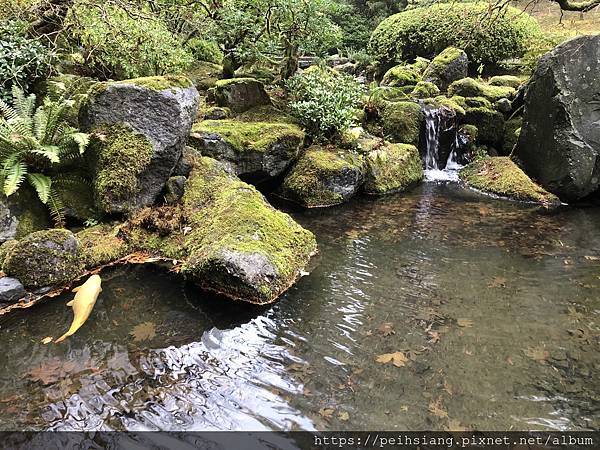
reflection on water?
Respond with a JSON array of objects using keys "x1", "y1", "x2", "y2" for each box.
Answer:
[{"x1": 0, "y1": 183, "x2": 598, "y2": 431}]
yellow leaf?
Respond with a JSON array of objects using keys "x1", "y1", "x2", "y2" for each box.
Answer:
[
  {"x1": 41, "y1": 337, "x2": 53, "y2": 345},
  {"x1": 457, "y1": 318, "x2": 474, "y2": 328},
  {"x1": 130, "y1": 322, "x2": 156, "y2": 342},
  {"x1": 376, "y1": 351, "x2": 408, "y2": 367},
  {"x1": 319, "y1": 407, "x2": 334, "y2": 418},
  {"x1": 429, "y1": 397, "x2": 448, "y2": 419},
  {"x1": 338, "y1": 411, "x2": 350, "y2": 421}
]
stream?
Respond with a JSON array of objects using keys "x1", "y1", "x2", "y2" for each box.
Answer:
[{"x1": 0, "y1": 182, "x2": 598, "y2": 432}]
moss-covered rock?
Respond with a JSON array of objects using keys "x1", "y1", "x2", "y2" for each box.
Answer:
[
  {"x1": 448, "y1": 78, "x2": 516, "y2": 103},
  {"x1": 488, "y1": 75, "x2": 523, "y2": 89},
  {"x1": 0, "y1": 187, "x2": 50, "y2": 244},
  {"x1": 460, "y1": 157, "x2": 560, "y2": 205},
  {"x1": 54, "y1": 176, "x2": 98, "y2": 223},
  {"x1": 364, "y1": 143, "x2": 423, "y2": 194},
  {"x1": 189, "y1": 118, "x2": 304, "y2": 182},
  {"x1": 455, "y1": 96, "x2": 492, "y2": 109},
  {"x1": 76, "y1": 224, "x2": 129, "y2": 269},
  {"x1": 430, "y1": 96, "x2": 466, "y2": 118},
  {"x1": 411, "y1": 81, "x2": 440, "y2": 99},
  {"x1": 186, "y1": 61, "x2": 223, "y2": 91},
  {"x1": 502, "y1": 117, "x2": 522, "y2": 155},
  {"x1": 463, "y1": 107, "x2": 505, "y2": 146},
  {"x1": 368, "y1": 87, "x2": 412, "y2": 106},
  {"x1": 279, "y1": 147, "x2": 364, "y2": 207},
  {"x1": 211, "y1": 78, "x2": 271, "y2": 113},
  {"x1": 379, "y1": 101, "x2": 423, "y2": 145},
  {"x1": 381, "y1": 65, "x2": 421, "y2": 88},
  {"x1": 203, "y1": 106, "x2": 231, "y2": 120},
  {"x1": 0, "y1": 239, "x2": 18, "y2": 271},
  {"x1": 423, "y1": 47, "x2": 468, "y2": 91},
  {"x1": 4, "y1": 229, "x2": 84, "y2": 288}
]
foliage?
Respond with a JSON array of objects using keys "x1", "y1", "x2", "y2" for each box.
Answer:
[
  {"x1": 520, "y1": 31, "x2": 568, "y2": 73},
  {"x1": 0, "y1": 86, "x2": 90, "y2": 225},
  {"x1": 65, "y1": 1, "x2": 193, "y2": 80},
  {"x1": 286, "y1": 67, "x2": 364, "y2": 139},
  {"x1": 369, "y1": 2, "x2": 541, "y2": 67},
  {"x1": 0, "y1": 19, "x2": 54, "y2": 100},
  {"x1": 185, "y1": 38, "x2": 223, "y2": 64}
]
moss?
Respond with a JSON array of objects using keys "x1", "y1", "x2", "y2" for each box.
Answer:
[
  {"x1": 369, "y1": 87, "x2": 412, "y2": 106},
  {"x1": 458, "y1": 96, "x2": 492, "y2": 109},
  {"x1": 280, "y1": 147, "x2": 363, "y2": 208},
  {"x1": 4, "y1": 229, "x2": 84, "y2": 288},
  {"x1": 54, "y1": 179, "x2": 98, "y2": 222},
  {"x1": 181, "y1": 156, "x2": 317, "y2": 303},
  {"x1": 448, "y1": 78, "x2": 516, "y2": 103},
  {"x1": 488, "y1": 75, "x2": 523, "y2": 89},
  {"x1": 460, "y1": 157, "x2": 560, "y2": 205},
  {"x1": 379, "y1": 101, "x2": 423, "y2": 145},
  {"x1": 460, "y1": 124, "x2": 479, "y2": 142},
  {"x1": 364, "y1": 143, "x2": 423, "y2": 194},
  {"x1": 422, "y1": 47, "x2": 466, "y2": 88},
  {"x1": 411, "y1": 81, "x2": 440, "y2": 99},
  {"x1": 236, "y1": 105, "x2": 297, "y2": 124},
  {"x1": 186, "y1": 61, "x2": 223, "y2": 90},
  {"x1": 463, "y1": 107, "x2": 505, "y2": 145},
  {"x1": 502, "y1": 117, "x2": 523, "y2": 155},
  {"x1": 119, "y1": 75, "x2": 193, "y2": 91},
  {"x1": 92, "y1": 124, "x2": 154, "y2": 213},
  {"x1": 409, "y1": 57, "x2": 431, "y2": 74},
  {"x1": 214, "y1": 77, "x2": 260, "y2": 88},
  {"x1": 431, "y1": 96, "x2": 466, "y2": 117},
  {"x1": 76, "y1": 224, "x2": 129, "y2": 269},
  {"x1": 190, "y1": 120, "x2": 304, "y2": 154},
  {"x1": 381, "y1": 65, "x2": 421, "y2": 88},
  {"x1": 0, "y1": 239, "x2": 18, "y2": 271}
]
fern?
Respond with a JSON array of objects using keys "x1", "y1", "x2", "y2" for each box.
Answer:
[
  {"x1": 27, "y1": 173, "x2": 52, "y2": 204},
  {"x1": 47, "y1": 189, "x2": 66, "y2": 228}
]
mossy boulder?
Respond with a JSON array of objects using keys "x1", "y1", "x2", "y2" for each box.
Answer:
[
  {"x1": 4, "y1": 229, "x2": 84, "y2": 288},
  {"x1": 448, "y1": 78, "x2": 516, "y2": 103},
  {"x1": 0, "y1": 239, "x2": 18, "y2": 271},
  {"x1": 76, "y1": 224, "x2": 129, "y2": 269},
  {"x1": 381, "y1": 65, "x2": 421, "y2": 88},
  {"x1": 211, "y1": 78, "x2": 271, "y2": 113},
  {"x1": 489, "y1": 75, "x2": 523, "y2": 89},
  {"x1": 463, "y1": 107, "x2": 505, "y2": 146},
  {"x1": 411, "y1": 81, "x2": 440, "y2": 99},
  {"x1": 460, "y1": 157, "x2": 560, "y2": 205},
  {"x1": 364, "y1": 143, "x2": 423, "y2": 194},
  {"x1": 430, "y1": 96, "x2": 466, "y2": 118},
  {"x1": 0, "y1": 187, "x2": 50, "y2": 244},
  {"x1": 186, "y1": 61, "x2": 223, "y2": 91},
  {"x1": 54, "y1": 176, "x2": 98, "y2": 223},
  {"x1": 189, "y1": 118, "x2": 304, "y2": 182},
  {"x1": 379, "y1": 101, "x2": 423, "y2": 146},
  {"x1": 81, "y1": 76, "x2": 200, "y2": 214},
  {"x1": 279, "y1": 147, "x2": 364, "y2": 207},
  {"x1": 502, "y1": 117, "x2": 522, "y2": 155},
  {"x1": 423, "y1": 47, "x2": 468, "y2": 91},
  {"x1": 368, "y1": 87, "x2": 412, "y2": 105}
]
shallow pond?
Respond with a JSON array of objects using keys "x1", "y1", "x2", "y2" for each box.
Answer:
[{"x1": 0, "y1": 182, "x2": 598, "y2": 431}]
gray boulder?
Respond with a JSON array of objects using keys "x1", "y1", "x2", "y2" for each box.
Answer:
[
  {"x1": 81, "y1": 76, "x2": 199, "y2": 214},
  {"x1": 0, "y1": 277, "x2": 26, "y2": 306},
  {"x1": 211, "y1": 78, "x2": 271, "y2": 113},
  {"x1": 0, "y1": 187, "x2": 50, "y2": 244},
  {"x1": 515, "y1": 35, "x2": 600, "y2": 202},
  {"x1": 423, "y1": 47, "x2": 469, "y2": 91}
]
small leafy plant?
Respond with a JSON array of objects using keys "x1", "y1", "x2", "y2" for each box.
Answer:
[{"x1": 0, "y1": 86, "x2": 90, "y2": 225}]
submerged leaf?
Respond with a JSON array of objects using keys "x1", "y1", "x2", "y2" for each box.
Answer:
[
  {"x1": 130, "y1": 322, "x2": 156, "y2": 342},
  {"x1": 376, "y1": 351, "x2": 408, "y2": 367}
]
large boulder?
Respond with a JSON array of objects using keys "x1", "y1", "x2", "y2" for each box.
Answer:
[
  {"x1": 189, "y1": 118, "x2": 304, "y2": 182},
  {"x1": 515, "y1": 35, "x2": 600, "y2": 202},
  {"x1": 460, "y1": 157, "x2": 560, "y2": 206},
  {"x1": 379, "y1": 101, "x2": 423, "y2": 146},
  {"x1": 4, "y1": 229, "x2": 84, "y2": 288},
  {"x1": 81, "y1": 76, "x2": 200, "y2": 214},
  {"x1": 381, "y1": 65, "x2": 421, "y2": 88},
  {"x1": 279, "y1": 146, "x2": 364, "y2": 207},
  {"x1": 0, "y1": 187, "x2": 50, "y2": 244},
  {"x1": 76, "y1": 224, "x2": 129, "y2": 270},
  {"x1": 211, "y1": 78, "x2": 271, "y2": 113},
  {"x1": 423, "y1": 47, "x2": 468, "y2": 91},
  {"x1": 0, "y1": 277, "x2": 26, "y2": 306},
  {"x1": 364, "y1": 143, "x2": 423, "y2": 194}
]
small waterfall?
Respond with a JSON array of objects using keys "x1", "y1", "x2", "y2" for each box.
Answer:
[{"x1": 422, "y1": 107, "x2": 465, "y2": 181}]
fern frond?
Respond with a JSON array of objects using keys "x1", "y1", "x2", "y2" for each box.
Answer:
[
  {"x1": 31, "y1": 146, "x2": 61, "y2": 164},
  {"x1": 2, "y1": 159, "x2": 28, "y2": 196},
  {"x1": 33, "y1": 107, "x2": 49, "y2": 142},
  {"x1": 48, "y1": 189, "x2": 66, "y2": 228},
  {"x1": 0, "y1": 98, "x2": 19, "y2": 122},
  {"x1": 11, "y1": 86, "x2": 35, "y2": 133},
  {"x1": 27, "y1": 173, "x2": 52, "y2": 204},
  {"x1": 69, "y1": 132, "x2": 90, "y2": 155}
]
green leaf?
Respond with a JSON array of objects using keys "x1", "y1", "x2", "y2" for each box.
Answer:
[
  {"x1": 27, "y1": 173, "x2": 52, "y2": 204},
  {"x1": 3, "y1": 160, "x2": 27, "y2": 196}
]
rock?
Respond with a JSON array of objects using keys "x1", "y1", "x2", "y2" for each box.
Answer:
[
  {"x1": 189, "y1": 118, "x2": 304, "y2": 182},
  {"x1": 502, "y1": 117, "x2": 522, "y2": 155},
  {"x1": 0, "y1": 239, "x2": 17, "y2": 271},
  {"x1": 163, "y1": 176, "x2": 186, "y2": 204},
  {"x1": 203, "y1": 106, "x2": 231, "y2": 120},
  {"x1": 279, "y1": 147, "x2": 364, "y2": 207},
  {"x1": 76, "y1": 224, "x2": 129, "y2": 269},
  {"x1": 411, "y1": 81, "x2": 440, "y2": 99},
  {"x1": 0, "y1": 187, "x2": 50, "y2": 244},
  {"x1": 211, "y1": 78, "x2": 271, "y2": 113},
  {"x1": 172, "y1": 148, "x2": 195, "y2": 177},
  {"x1": 4, "y1": 229, "x2": 84, "y2": 288},
  {"x1": 515, "y1": 35, "x2": 600, "y2": 202},
  {"x1": 186, "y1": 61, "x2": 223, "y2": 91},
  {"x1": 463, "y1": 107, "x2": 505, "y2": 147},
  {"x1": 381, "y1": 65, "x2": 421, "y2": 88},
  {"x1": 448, "y1": 77, "x2": 516, "y2": 103},
  {"x1": 495, "y1": 98, "x2": 512, "y2": 114},
  {"x1": 423, "y1": 47, "x2": 469, "y2": 91},
  {"x1": 369, "y1": 87, "x2": 413, "y2": 104},
  {"x1": 379, "y1": 101, "x2": 423, "y2": 146},
  {"x1": 364, "y1": 143, "x2": 423, "y2": 194},
  {"x1": 81, "y1": 76, "x2": 199, "y2": 214},
  {"x1": 0, "y1": 277, "x2": 26, "y2": 305},
  {"x1": 489, "y1": 75, "x2": 523, "y2": 89},
  {"x1": 430, "y1": 96, "x2": 466, "y2": 118},
  {"x1": 126, "y1": 156, "x2": 317, "y2": 304},
  {"x1": 460, "y1": 157, "x2": 560, "y2": 206}
]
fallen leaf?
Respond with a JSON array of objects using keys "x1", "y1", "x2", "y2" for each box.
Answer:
[
  {"x1": 41, "y1": 336, "x2": 53, "y2": 345},
  {"x1": 524, "y1": 346, "x2": 549, "y2": 363},
  {"x1": 130, "y1": 322, "x2": 156, "y2": 342},
  {"x1": 377, "y1": 322, "x2": 396, "y2": 336},
  {"x1": 319, "y1": 407, "x2": 334, "y2": 418},
  {"x1": 338, "y1": 411, "x2": 350, "y2": 421},
  {"x1": 376, "y1": 351, "x2": 408, "y2": 367},
  {"x1": 428, "y1": 397, "x2": 448, "y2": 419},
  {"x1": 457, "y1": 318, "x2": 474, "y2": 328},
  {"x1": 506, "y1": 356, "x2": 514, "y2": 366},
  {"x1": 427, "y1": 330, "x2": 441, "y2": 344},
  {"x1": 446, "y1": 418, "x2": 468, "y2": 431},
  {"x1": 584, "y1": 255, "x2": 599, "y2": 261},
  {"x1": 488, "y1": 276, "x2": 507, "y2": 288}
]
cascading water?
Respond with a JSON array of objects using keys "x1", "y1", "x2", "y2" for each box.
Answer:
[{"x1": 422, "y1": 107, "x2": 466, "y2": 182}]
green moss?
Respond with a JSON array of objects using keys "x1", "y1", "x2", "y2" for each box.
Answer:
[
  {"x1": 280, "y1": 147, "x2": 363, "y2": 208},
  {"x1": 464, "y1": 107, "x2": 505, "y2": 145},
  {"x1": 460, "y1": 124, "x2": 479, "y2": 142},
  {"x1": 214, "y1": 77, "x2": 260, "y2": 88},
  {"x1": 411, "y1": 81, "x2": 440, "y2": 99},
  {"x1": 0, "y1": 239, "x2": 18, "y2": 271},
  {"x1": 119, "y1": 75, "x2": 193, "y2": 91},
  {"x1": 190, "y1": 120, "x2": 304, "y2": 154},
  {"x1": 92, "y1": 124, "x2": 154, "y2": 213},
  {"x1": 460, "y1": 157, "x2": 559, "y2": 205},
  {"x1": 488, "y1": 75, "x2": 523, "y2": 89},
  {"x1": 431, "y1": 96, "x2": 466, "y2": 117},
  {"x1": 4, "y1": 229, "x2": 84, "y2": 287},
  {"x1": 55, "y1": 179, "x2": 98, "y2": 222},
  {"x1": 409, "y1": 57, "x2": 431, "y2": 74},
  {"x1": 76, "y1": 224, "x2": 129, "y2": 269},
  {"x1": 502, "y1": 117, "x2": 522, "y2": 155},
  {"x1": 364, "y1": 143, "x2": 423, "y2": 194},
  {"x1": 186, "y1": 61, "x2": 223, "y2": 90},
  {"x1": 382, "y1": 65, "x2": 421, "y2": 88},
  {"x1": 181, "y1": 156, "x2": 317, "y2": 303},
  {"x1": 236, "y1": 105, "x2": 297, "y2": 124},
  {"x1": 448, "y1": 78, "x2": 516, "y2": 103},
  {"x1": 422, "y1": 47, "x2": 466, "y2": 88},
  {"x1": 369, "y1": 87, "x2": 412, "y2": 106},
  {"x1": 458, "y1": 96, "x2": 492, "y2": 109},
  {"x1": 379, "y1": 101, "x2": 423, "y2": 145}
]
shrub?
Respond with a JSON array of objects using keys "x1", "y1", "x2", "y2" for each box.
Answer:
[
  {"x1": 185, "y1": 38, "x2": 223, "y2": 64},
  {"x1": 65, "y1": 2, "x2": 193, "y2": 79},
  {"x1": 286, "y1": 67, "x2": 364, "y2": 140},
  {"x1": 369, "y1": 2, "x2": 541, "y2": 67},
  {"x1": 0, "y1": 20, "x2": 53, "y2": 100}
]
